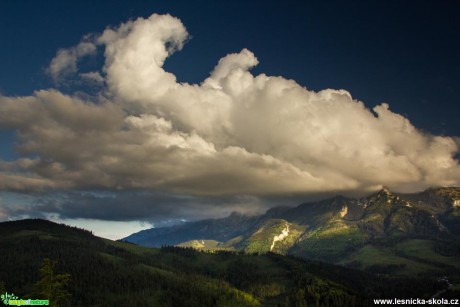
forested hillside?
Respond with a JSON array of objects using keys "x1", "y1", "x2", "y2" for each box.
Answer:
[{"x1": 1, "y1": 219, "x2": 457, "y2": 306}]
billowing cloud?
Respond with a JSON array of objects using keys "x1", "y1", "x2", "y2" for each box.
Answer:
[
  {"x1": 0, "y1": 13, "x2": 459, "y2": 222},
  {"x1": 48, "y1": 40, "x2": 97, "y2": 82}
]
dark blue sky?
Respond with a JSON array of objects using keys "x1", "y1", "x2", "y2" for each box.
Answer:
[
  {"x1": 1, "y1": 0, "x2": 459, "y2": 136},
  {"x1": 0, "y1": 1, "x2": 459, "y2": 238}
]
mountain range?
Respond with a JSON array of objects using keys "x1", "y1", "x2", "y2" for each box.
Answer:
[
  {"x1": 1, "y1": 187, "x2": 459, "y2": 305},
  {"x1": 124, "y1": 187, "x2": 460, "y2": 276}
]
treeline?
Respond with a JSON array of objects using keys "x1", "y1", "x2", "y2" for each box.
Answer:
[
  {"x1": 156, "y1": 247, "x2": 447, "y2": 306},
  {"x1": 0, "y1": 238, "x2": 259, "y2": 306},
  {"x1": 0, "y1": 220, "x2": 455, "y2": 306}
]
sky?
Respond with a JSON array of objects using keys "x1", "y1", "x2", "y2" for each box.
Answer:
[{"x1": 0, "y1": 1, "x2": 459, "y2": 239}]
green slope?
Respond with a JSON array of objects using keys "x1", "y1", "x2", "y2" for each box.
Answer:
[
  {"x1": 165, "y1": 187, "x2": 460, "y2": 279},
  {"x1": 2, "y1": 219, "x2": 455, "y2": 306},
  {"x1": 0, "y1": 219, "x2": 259, "y2": 307}
]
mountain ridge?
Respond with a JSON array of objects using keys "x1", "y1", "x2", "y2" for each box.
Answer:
[{"x1": 124, "y1": 187, "x2": 460, "y2": 275}]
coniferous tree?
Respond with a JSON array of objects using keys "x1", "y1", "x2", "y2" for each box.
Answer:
[{"x1": 31, "y1": 258, "x2": 71, "y2": 307}]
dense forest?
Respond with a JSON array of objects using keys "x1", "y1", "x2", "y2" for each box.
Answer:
[{"x1": 0, "y1": 219, "x2": 458, "y2": 306}]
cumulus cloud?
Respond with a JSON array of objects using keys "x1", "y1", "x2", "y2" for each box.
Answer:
[
  {"x1": 48, "y1": 40, "x2": 97, "y2": 82},
  {"x1": 98, "y1": 14, "x2": 188, "y2": 102},
  {"x1": 0, "y1": 12, "x2": 459, "y2": 214}
]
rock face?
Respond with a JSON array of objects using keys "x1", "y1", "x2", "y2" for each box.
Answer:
[
  {"x1": 124, "y1": 187, "x2": 460, "y2": 274},
  {"x1": 270, "y1": 223, "x2": 290, "y2": 251}
]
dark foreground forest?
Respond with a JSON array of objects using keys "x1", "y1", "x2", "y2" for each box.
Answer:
[{"x1": 0, "y1": 219, "x2": 458, "y2": 306}]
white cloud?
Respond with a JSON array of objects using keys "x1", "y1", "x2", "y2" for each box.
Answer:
[
  {"x1": 204, "y1": 48, "x2": 259, "y2": 90},
  {"x1": 0, "y1": 13, "x2": 459, "y2": 199},
  {"x1": 98, "y1": 13, "x2": 188, "y2": 102},
  {"x1": 48, "y1": 41, "x2": 97, "y2": 82}
]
